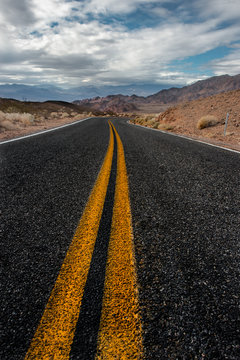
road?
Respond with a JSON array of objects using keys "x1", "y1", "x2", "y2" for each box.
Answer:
[{"x1": 0, "y1": 117, "x2": 239, "y2": 359}]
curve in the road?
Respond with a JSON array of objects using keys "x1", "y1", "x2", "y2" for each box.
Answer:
[{"x1": 0, "y1": 118, "x2": 92, "y2": 145}]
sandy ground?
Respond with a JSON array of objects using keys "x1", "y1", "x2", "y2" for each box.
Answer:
[
  {"x1": 1, "y1": 112, "x2": 239, "y2": 152},
  {"x1": 133, "y1": 90, "x2": 240, "y2": 152},
  {"x1": 0, "y1": 115, "x2": 89, "y2": 142},
  {"x1": 163, "y1": 129, "x2": 240, "y2": 152},
  {"x1": 133, "y1": 121, "x2": 240, "y2": 152}
]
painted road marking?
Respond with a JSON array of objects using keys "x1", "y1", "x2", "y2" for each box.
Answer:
[
  {"x1": 25, "y1": 123, "x2": 114, "y2": 359},
  {"x1": 25, "y1": 121, "x2": 143, "y2": 359},
  {"x1": 95, "y1": 123, "x2": 143, "y2": 359},
  {"x1": 129, "y1": 121, "x2": 240, "y2": 154},
  {"x1": 69, "y1": 127, "x2": 118, "y2": 358}
]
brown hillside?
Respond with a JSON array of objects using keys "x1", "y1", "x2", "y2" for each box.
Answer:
[
  {"x1": 147, "y1": 74, "x2": 240, "y2": 104},
  {"x1": 75, "y1": 74, "x2": 240, "y2": 114},
  {"x1": 74, "y1": 94, "x2": 139, "y2": 113},
  {"x1": 155, "y1": 89, "x2": 240, "y2": 149},
  {"x1": 0, "y1": 98, "x2": 103, "y2": 141},
  {"x1": 0, "y1": 98, "x2": 98, "y2": 117}
]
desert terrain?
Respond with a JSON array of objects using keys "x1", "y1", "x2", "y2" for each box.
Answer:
[
  {"x1": 75, "y1": 74, "x2": 240, "y2": 114},
  {"x1": 0, "y1": 98, "x2": 102, "y2": 142},
  {"x1": 131, "y1": 89, "x2": 240, "y2": 151},
  {"x1": 1, "y1": 75, "x2": 240, "y2": 152}
]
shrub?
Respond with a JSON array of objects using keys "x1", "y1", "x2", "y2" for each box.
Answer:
[
  {"x1": 136, "y1": 117, "x2": 144, "y2": 125},
  {"x1": 147, "y1": 118, "x2": 157, "y2": 126},
  {"x1": 152, "y1": 121, "x2": 160, "y2": 129},
  {"x1": 0, "y1": 119, "x2": 17, "y2": 131},
  {"x1": 34, "y1": 116, "x2": 45, "y2": 123},
  {"x1": 7, "y1": 112, "x2": 34, "y2": 125},
  {"x1": 73, "y1": 114, "x2": 86, "y2": 121},
  {"x1": 0, "y1": 111, "x2": 34, "y2": 130},
  {"x1": 158, "y1": 124, "x2": 174, "y2": 131},
  {"x1": 197, "y1": 115, "x2": 218, "y2": 130},
  {"x1": 60, "y1": 112, "x2": 69, "y2": 118},
  {"x1": 132, "y1": 114, "x2": 161, "y2": 128}
]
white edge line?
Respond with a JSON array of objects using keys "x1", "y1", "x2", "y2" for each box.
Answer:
[
  {"x1": 0, "y1": 117, "x2": 93, "y2": 145},
  {"x1": 128, "y1": 121, "x2": 240, "y2": 155}
]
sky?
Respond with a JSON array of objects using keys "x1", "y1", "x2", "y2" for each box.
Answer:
[{"x1": 0, "y1": 0, "x2": 240, "y2": 89}]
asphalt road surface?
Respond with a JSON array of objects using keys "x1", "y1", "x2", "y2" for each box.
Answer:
[{"x1": 1, "y1": 117, "x2": 239, "y2": 359}]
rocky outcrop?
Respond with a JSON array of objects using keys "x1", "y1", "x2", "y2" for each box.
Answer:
[{"x1": 74, "y1": 74, "x2": 240, "y2": 113}]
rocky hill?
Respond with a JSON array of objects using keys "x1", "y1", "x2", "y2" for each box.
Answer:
[
  {"x1": 74, "y1": 94, "x2": 141, "y2": 113},
  {"x1": 132, "y1": 88, "x2": 240, "y2": 150},
  {"x1": 0, "y1": 98, "x2": 97, "y2": 117},
  {"x1": 0, "y1": 98, "x2": 103, "y2": 141},
  {"x1": 74, "y1": 74, "x2": 240, "y2": 114},
  {"x1": 147, "y1": 74, "x2": 240, "y2": 103}
]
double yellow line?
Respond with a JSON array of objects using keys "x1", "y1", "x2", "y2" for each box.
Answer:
[{"x1": 25, "y1": 121, "x2": 143, "y2": 359}]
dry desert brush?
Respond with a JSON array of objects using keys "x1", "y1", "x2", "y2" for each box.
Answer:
[
  {"x1": 0, "y1": 111, "x2": 35, "y2": 131},
  {"x1": 197, "y1": 115, "x2": 218, "y2": 130}
]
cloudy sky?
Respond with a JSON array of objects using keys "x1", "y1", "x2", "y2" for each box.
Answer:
[{"x1": 0, "y1": 0, "x2": 240, "y2": 89}]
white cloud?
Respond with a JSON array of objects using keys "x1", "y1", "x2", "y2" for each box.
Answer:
[
  {"x1": 83, "y1": 0, "x2": 161, "y2": 15},
  {"x1": 196, "y1": 0, "x2": 240, "y2": 23},
  {"x1": 0, "y1": 0, "x2": 240, "y2": 88},
  {"x1": 210, "y1": 49, "x2": 240, "y2": 75},
  {"x1": 30, "y1": 0, "x2": 75, "y2": 27},
  {"x1": 0, "y1": 0, "x2": 35, "y2": 26},
  {"x1": 98, "y1": 20, "x2": 240, "y2": 82}
]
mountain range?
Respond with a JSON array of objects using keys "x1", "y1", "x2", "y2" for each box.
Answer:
[
  {"x1": 0, "y1": 83, "x2": 175, "y2": 102},
  {"x1": 74, "y1": 74, "x2": 240, "y2": 114},
  {"x1": 1, "y1": 74, "x2": 240, "y2": 114}
]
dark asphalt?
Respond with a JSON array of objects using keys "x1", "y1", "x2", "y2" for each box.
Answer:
[
  {"x1": 70, "y1": 131, "x2": 117, "y2": 359},
  {"x1": 1, "y1": 117, "x2": 239, "y2": 359},
  {"x1": 0, "y1": 118, "x2": 109, "y2": 359}
]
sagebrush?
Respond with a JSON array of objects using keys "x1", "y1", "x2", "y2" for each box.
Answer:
[
  {"x1": 0, "y1": 111, "x2": 35, "y2": 131},
  {"x1": 197, "y1": 115, "x2": 218, "y2": 130}
]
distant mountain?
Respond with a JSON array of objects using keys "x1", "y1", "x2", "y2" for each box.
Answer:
[
  {"x1": 71, "y1": 84, "x2": 173, "y2": 98},
  {"x1": 74, "y1": 74, "x2": 240, "y2": 113},
  {"x1": 0, "y1": 84, "x2": 70, "y2": 102},
  {"x1": 2, "y1": 74, "x2": 240, "y2": 112},
  {"x1": 0, "y1": 83, "x2": 173, "y2": 102},
  {"x1": 0, "y1": 97, "x2": 102, "y2": 117},
  {"x1": 74, "y1": 94, "x2": 142, "y2": 113},
  {"x1": 146, "y1": 74, "x2": 240, "y2": 104}
]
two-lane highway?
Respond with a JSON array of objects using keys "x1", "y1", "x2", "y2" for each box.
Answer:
[{"x1": 1, "y1": 117, "x2": 239, "y2": 359}]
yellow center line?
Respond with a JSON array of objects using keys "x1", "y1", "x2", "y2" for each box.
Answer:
[
  {"x1": 25, "y1": 122, "x2": 114, "y2": 360},
  {"x1": 95, "y1": 122, "x2": 143, "y2": 359}
]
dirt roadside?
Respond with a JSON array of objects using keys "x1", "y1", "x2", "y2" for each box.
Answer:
[
  {"x1": 130, "y1": 90, "x2": 240, "y2": 152},
  {"x1": 1, "y1": 114, "x2": 239, "y2": 153},
  {"x1": 0, "y1": 115, "x2": 91, "y2": 142}
]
